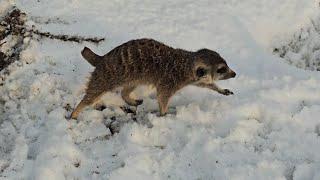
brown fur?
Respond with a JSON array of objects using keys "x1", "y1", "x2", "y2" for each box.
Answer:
[{"x1": 70, "y1": 38, "x2": 236, "y2": 119}]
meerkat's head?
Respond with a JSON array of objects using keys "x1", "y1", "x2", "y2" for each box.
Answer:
[{"x1": 193, "y1": 48, "x2": 236, "y2": 83}]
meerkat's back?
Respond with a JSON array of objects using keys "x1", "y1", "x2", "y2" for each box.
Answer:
[{"x1": 90, "y1": 39, "x2": 193, "y2": 85}]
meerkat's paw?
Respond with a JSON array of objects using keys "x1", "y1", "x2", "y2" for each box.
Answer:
[
  {"x1": 135, "y1": 99, "x2": 143, "y2": 106},
  {"x1": 69, "y1": 113, "x2": 78, "y2": 120},
  {"x1": 120, "y1": 106, "x2": 135, "y2": 113},
  {"x1": 153, "y1": 107, "x2": 176, "y2": 117},
  {"x1": 65, "y1": 114, "x2": 72, "y2": 120},
  {"x1": 126, "y1": 99, "x2": 143, "y2": 106},
  {"x1": 221, "y1": 89, "x2": 234, "y2": 96},
  {"x1": 95, "y1": 104, "x2": 107, "y2": 111},
  {"x1": 153, "y1": 111, "x2": 167, "y2": 117}
]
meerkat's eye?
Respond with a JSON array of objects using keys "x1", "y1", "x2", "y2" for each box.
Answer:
[
  {"x1": 217, "y1": 67, "x2": 227, "y2": 74},
  {"x1": 196, "y1": 67, "x2": 207, "y2": 77}
]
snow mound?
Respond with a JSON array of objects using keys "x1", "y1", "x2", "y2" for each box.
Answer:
[
  {"x1": 273, "y1": 14, "x2": 320, "y2": 71},
  {"x1": 1, "y1": 0, "x2": 320, "y2": 179}
]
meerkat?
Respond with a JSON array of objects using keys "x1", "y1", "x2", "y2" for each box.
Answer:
[{"x1": 70, "y1": 38, "x2": 236, "y2": 119}]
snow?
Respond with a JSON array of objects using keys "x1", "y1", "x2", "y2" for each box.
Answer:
[
  {"x1": 273, "y1": 14, "x2": 320, "y2": 71},
  {"x1": 1, "y1": 0, "x2": 320, "y2": 179}
]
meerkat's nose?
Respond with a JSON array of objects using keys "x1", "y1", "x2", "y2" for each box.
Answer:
[{"x1": 231, "y1": 71, "x2": 236, "y2": 78}]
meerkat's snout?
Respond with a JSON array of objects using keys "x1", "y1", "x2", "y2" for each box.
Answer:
[
  {"x1": 212, "y1": 63, "x2": 236, "y2": 81},
  {"x1": 217, "y1": 68, "x2": 236, "y2": 80},
  {"x1": 231, "y1": 71, "x2": 236, "y2": 78},
  {"x1": 227, "y1": 69, "x2": 236, "y2": 79}
]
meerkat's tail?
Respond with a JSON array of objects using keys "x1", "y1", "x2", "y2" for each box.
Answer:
[{"x1": 81, "y1": 47, "x2": 102, "y2": 67}]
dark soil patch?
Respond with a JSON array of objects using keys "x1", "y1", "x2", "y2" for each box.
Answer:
[
  {"x1": 0, "y1": 52, "x2": 8, "y2": 70},
  {"x1": 0, "y1": 8, "x2": 26, "y2": 71}
]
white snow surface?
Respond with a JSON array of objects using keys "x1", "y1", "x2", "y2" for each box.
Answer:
[
  {"x1": 1, "y1": 0, "x2": 320, "y2": 179},
  {"x1": 273, "y1": 14, "x2": 320, "y2": 71}
]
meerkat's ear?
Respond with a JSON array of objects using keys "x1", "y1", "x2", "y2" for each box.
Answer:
[{"x1": 196, "y1": 67, "x2": 207, "y2": 77}]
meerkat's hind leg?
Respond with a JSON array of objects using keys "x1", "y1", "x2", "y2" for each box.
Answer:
[
  {"x1": 70, "y1": 90, "x2": 106, "y2": 119},
  {"x1": 70, "y1": 70, "x2": 112, "y2": 119},
  {"x1": 121, "y1": 84, "x2": 143, "y2": 106}
]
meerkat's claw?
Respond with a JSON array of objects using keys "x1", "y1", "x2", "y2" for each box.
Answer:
[
  {"x1": 158, "y1": 112, "x2": 167, "y2": 117},
  {"x1": 70, "y1": 114, "x2": 78, "y2": 120},
  {"x1": 66, "y1": 113, "x2": 77, "y2": 120},
  {"x1": 125, "y1": 99, "x2": 143, "y2": 106},
  {"x1": 135, "y1": 99, "x2": 143, "y2": 106},
  {"x1": 221, "y1": 89, "x2": 234, "y2": 96},
  {"x1": 95, "y1": 104, "x2": 107, "y2": 111}
]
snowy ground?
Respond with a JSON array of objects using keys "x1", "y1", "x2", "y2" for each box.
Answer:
[
  {"x1": 1, "y1": 0, "x2": 320, "y2": 179},
  {"x1": 273, "y1": 14, "x2": 320, "y2": 71}
]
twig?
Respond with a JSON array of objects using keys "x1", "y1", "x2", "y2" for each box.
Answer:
[
  {"x1": 0, "y1": 41, "x2": 6, "y2": 46},
  {"x1": 30, "y1": 29, "x2": 105, "y2": 44}
]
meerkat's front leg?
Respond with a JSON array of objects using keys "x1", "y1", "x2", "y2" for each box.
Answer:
[
  {"x1": 70, "y1": 69, "x2": 118, "y2": 119},
  {"x1": 156, "y1": 88, "x2": 176, "y2": 116},
  {"x1": 210, "y1": 82, "x2": 234, "y2": 95},
  {"x1": 195, "y1": 82, "x2": 233, "y2": 96},
  {"x1": 157, "y1": 95, "x2": 170, "y2": 116}
]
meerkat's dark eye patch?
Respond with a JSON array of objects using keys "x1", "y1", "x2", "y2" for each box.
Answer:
[
  {"x1": 217, "y1": 67, "x2": 227, "y2": 74},
  {"x1": 196, "y1": 67, "x2": 207, "y2": 77}
]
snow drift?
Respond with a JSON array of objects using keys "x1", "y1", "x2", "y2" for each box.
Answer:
[{"x1": 1, "y1": 0, "x2": 320, "y2": 179}]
